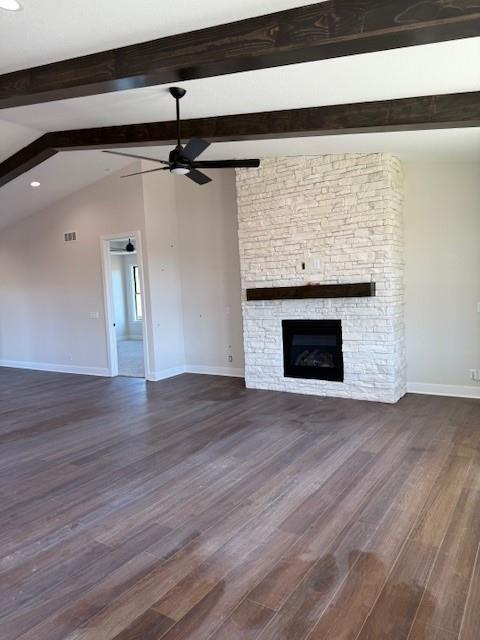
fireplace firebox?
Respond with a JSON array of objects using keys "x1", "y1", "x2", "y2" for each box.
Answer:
[{"x1": 282, "y1": 320, "x2": 344, "y2": 382}]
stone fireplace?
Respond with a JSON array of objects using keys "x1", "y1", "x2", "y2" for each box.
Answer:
[{"x1": 235, "y1": 154, "x2": 406, "y2": 403}]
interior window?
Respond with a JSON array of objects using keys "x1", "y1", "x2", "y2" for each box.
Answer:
[{"x1": 132, "y1": 265, "x2": 143, "y2": 320}]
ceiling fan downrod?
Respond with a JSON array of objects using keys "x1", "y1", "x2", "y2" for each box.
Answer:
[{"x1": 169, "y1": 86, "x2": 186, "y2": 149}]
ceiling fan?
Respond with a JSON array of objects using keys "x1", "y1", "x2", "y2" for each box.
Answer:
[
  {"x1": 103, "y1": 87, "x2": 260, "y2": 185},
  {"x1": 109, "y1": 238, "x2": 136, "y2": 254}
]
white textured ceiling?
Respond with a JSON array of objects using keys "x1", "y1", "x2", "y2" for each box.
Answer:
[
  {"x1": 2, "y1": 38, "x2": 479, "y2": 132},
  {"x1": 0, "y1": 0, "x2": 323, "y2": 73},
  {"x1": 0, "y1": 119, "x2": 40, "y2": 161},
  {"x1": 0, "y1": 151, "x2": 133, "y2": 229},
  {"x1": 0, "y1": 2, "x2": 479, "y2": 227},
  {"x1": 1, "y1": 128, "x2": 479, "y2": 230}
]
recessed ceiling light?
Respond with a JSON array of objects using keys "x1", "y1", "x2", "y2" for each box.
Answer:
[
  {"x1": 0, "y1": 1, "x2": 22, "y2": 11},
  {"x1": 30, "y1": 181, "x2": 41, "y2": 188}
]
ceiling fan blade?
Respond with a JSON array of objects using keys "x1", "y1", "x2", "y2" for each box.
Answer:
[
  {"x1": 192, "y1": 159, "x2": 260, "y2": 169},
  {"x1": 121, "y1": 167, "x2": 169, "y2": 178},
  {"x1": 186, "y1": 169, "x2": 212, "y2": 185},
  {"x1": 103, "y1": 150, "x2": 169, "y2": 165},
  {"x1": 182, "y1": 138, "x2": 210, "y2": 161}
]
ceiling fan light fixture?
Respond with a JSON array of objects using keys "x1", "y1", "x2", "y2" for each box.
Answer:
[
  {"x1": 103, "y1": 87, "x2": 260, "y2": 186},
  {"x1": 0, "y1": 0, "x2": 22, "y2": 11}
]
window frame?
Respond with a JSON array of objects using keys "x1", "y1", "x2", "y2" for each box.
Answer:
[{"x1": 132, "y1": 265, "x2": 143, "y2": 321}]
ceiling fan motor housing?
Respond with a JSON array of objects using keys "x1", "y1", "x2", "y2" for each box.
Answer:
[{"x1": 169, "y1": 146, "x2": 191, "y2": 173}]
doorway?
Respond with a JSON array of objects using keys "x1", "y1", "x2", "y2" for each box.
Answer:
[{"x1": 101, "y1": 232, "x2": 151, "y2": 379}]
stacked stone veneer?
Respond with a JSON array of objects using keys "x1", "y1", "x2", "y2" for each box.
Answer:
[{"x1": 235, "y1": 154, "x2": 406, "y2": 403}]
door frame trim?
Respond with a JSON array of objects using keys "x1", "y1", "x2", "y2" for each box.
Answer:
[{"x1": 100, "y1": 230, "x2": 152, "y2": 380}]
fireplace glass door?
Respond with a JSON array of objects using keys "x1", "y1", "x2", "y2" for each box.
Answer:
[{"x1": 282, "y1": 320, "x2": 344, "y2": 382}]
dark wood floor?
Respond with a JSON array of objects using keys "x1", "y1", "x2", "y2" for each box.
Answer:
[{"x1": 1, "y1": 369, "x2": 479, "y2": 640}]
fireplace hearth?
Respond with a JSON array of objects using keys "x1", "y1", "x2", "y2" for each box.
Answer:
[{"x1": 282, "y1": 320, "x2": 344, "y2": 382}]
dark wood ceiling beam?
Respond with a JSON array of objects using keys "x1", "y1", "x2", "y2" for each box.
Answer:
[
  {"x1": 0, "y1": 134, "x2": 58, "y2": 187},
  {"x1": 1, "y1": 0, "x2": 479, "y2": 109},
  {"x1": 1, "y1": 91, "x2": 479, "y2": 188}
]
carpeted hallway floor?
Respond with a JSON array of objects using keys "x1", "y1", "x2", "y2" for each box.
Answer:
[{"x1": 117, "y1": 338, "x2": 145, "y2": 377}]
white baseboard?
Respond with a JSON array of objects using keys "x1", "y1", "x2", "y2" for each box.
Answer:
[
  {"x1": 149, "y1": 366, "x2": 186, "y2": 381},
  {"x1": 149, "y1": 364, "x2": 245, "y2": 381},
  {"x1": 1, "y1": 360, "x2": 244, "y2": 382},
  {"x1": 185, "y1": 365, "x2": 245, "y2": 378},
  {"x1": 407, "y1": 382, "x2": 480, "y2": 400},
  {"x1": 4, "y1": 361, "x2": 477, "y2": 400},
  {"x1": 0, "y1": 360, "x2": 110, "y2": 377}
]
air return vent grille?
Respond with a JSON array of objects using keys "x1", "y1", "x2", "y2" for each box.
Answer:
[{"x1": 64, "y1": 232, "x2": 77, "y2": 242}]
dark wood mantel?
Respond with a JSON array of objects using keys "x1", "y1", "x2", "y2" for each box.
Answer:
[{"x1": 246, "y1": 282, "x2": 376, "y2": 301}]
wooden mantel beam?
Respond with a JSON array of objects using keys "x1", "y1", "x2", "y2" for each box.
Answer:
[
  {"x1": 1, "y1": 91, "x2": 479, "y2": 188},
  {"x1": 0, "y1": 1, "x2": 479, "y2": 109}
]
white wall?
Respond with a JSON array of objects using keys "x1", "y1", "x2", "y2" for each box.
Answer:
[
  {"x1": 141, "y1": 169, "x2": 186, "y2": 378},
  {"x1": 140, "y1": 163, "x2": 244, "y2": 378},
  {"x1": 0, "y1": 168, "x2": 145, "y2": 375},
  {"x1": 404, "y1": 162, "x2": 480, "y2": 397},
  {"x1": 111, "y1": 254, "x2": 128, "y2": 339},
  {"x1": 0, "y1": 162, "x2": 244, "y2": 379},
  {"x1": 176, "y1": 169, "x2": 244, "y2": 375}
]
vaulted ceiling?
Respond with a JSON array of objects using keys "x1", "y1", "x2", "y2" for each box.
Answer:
[{"x1": 0, "y1": 0, "x2": 479, "y2": 227}]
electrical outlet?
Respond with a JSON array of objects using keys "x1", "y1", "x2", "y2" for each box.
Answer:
[
  {"x1": 228, "y1": 355, "x2": 233, "y2": 363},
  {"x1": 297, "y1": 254, "x2": 323, "y2": 275},
  {"x1": 296, "y1": 259, "x2": 306, "y2": 273},
  {"x1": 470, "y1": 369, "x2": 480, "y2": 382}
]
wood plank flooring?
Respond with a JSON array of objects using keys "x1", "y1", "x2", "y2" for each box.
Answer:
[{"x1": 1, "y1": 368, "x2": 479, "y2": 640}]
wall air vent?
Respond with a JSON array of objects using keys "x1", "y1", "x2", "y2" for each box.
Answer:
[{"x1": 64, "y1": 232, "x2": 77, "y2": 242}]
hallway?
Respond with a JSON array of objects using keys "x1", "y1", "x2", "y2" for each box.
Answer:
[{"x1": 117, "y1": 339, "x2": 145, "y2": 378}]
